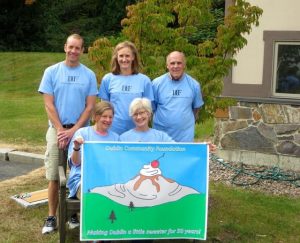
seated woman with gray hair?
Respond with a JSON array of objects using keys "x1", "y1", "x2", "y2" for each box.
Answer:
[
  {"x1": 120, "y1": 97, "x2": 173, "y2": 243},
  {"x1": 120, "y1": 97, "x2": 174, "y2": 142},
  {"x1": 120, "y1": 97, "x2": 217, "y2": 153}
]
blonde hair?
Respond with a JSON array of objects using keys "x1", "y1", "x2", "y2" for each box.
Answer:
[
  {"x1": 129, "y1": 98, "x2": 152, "y2": 117},
  {"x1": 91, "y1": 101, "x2": 114, "y2": 123},
  {"x1": 111, "y1": 41, "x2": 140, "y2": 75}
]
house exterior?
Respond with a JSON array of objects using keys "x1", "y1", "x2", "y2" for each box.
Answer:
[{"x1": 215, "y1": 0, "x2": 300, "y2": 170}]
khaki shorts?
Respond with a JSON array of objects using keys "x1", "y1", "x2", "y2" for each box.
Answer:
[
  {"x1": 76, "y1": 185, "x2": 81, "y2": 200},
  {"x1": 44, "y1": 127, "x2": 59, "y2": 180}
]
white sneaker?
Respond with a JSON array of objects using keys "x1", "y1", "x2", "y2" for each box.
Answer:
[
  {"x1": 42, "y1": 216, "x2": 57, "y2": 234},
  {"x1": 68, "y1": 214, "x2": 80, "y2": 230}
]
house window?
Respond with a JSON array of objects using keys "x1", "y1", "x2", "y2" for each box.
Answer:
[{"x1": 273, "y1": 42, "x2": 300, "y2": 98}]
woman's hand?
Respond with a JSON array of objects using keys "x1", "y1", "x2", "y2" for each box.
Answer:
[
  {"x1": 73, "y1": 135, "x2": 84, "y2": 149},
  {"x1": 71, "y1": 135, "x2": 84, "y2": 165},
  {"x1": 207, "y1": 141, "x2": 217, "y2": 153}
]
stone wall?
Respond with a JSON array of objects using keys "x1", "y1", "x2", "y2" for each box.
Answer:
[{"x1": 214, "y1": 102, "x2": 300, "y2": 170}]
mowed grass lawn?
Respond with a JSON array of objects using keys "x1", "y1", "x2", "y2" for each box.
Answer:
[
  {"x1": 0, "y1": 52, "x2": 299, "y2": 242},
  {"x1": 0, "y1": 52, "x2": 95, "y2": 151},
  {"x1": 1, "y1": 168, "x2": 299, "y2": 243}
]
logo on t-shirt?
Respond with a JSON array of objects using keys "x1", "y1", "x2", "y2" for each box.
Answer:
[
  {"x1": 67, "y1": 76, "x2": 79, "y2": 82},
  {"x1": 122, "y1": 85, "x2": 132, "y2": 92},
  {"x1": 172, "y1": 89, "x2": 182, "y2": 96}
]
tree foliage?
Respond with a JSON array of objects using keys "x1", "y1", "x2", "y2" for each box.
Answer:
[
  {"x1": 0, "y1": 0, "x2": 137, "y2": 51},
  {"x1": 88, "y1": 0, "x2": 263, "y2": 122}
]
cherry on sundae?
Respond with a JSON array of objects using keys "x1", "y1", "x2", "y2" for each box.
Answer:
[{"x1": 134, "y1": 154, "x2": 170, "y2": 193}]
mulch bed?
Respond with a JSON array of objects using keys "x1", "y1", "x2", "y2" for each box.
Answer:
[{"x1": 209, "y1": 154, "x2": 300, "y2": 198}]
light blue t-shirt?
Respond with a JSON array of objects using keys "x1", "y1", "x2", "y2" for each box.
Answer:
[
  {"x1": 120, "y1": 128, "x2": 174, "y2": 142},
  {"x1": 67, "y1": 126, "x2": 119, "y2": 198},
  {"x1": 98, "y1": 73, "x2": 154, "y2": 135},
  {"x1": 152, "y1": 73, "x2": 203, "y2": 142},
  {"x1": 38, "y1": 61, "x2": 98, "y2": 126}
]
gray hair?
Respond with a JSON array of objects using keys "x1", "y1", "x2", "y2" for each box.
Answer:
[
  {"x1": 166, "y1": 51, "x2": 186, "y2": 65},
  {"x1": 129, "y1": 98, "x2": 152, "y2": 117}
]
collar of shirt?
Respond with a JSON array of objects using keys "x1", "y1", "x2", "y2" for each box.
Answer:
[{"x1": 168, "y1": 72, "x2": 185, "y2": 81}]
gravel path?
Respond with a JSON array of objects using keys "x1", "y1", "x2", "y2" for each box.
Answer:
[{"x1": 209, "y1": 154, "x2": 300, "y2": 198}]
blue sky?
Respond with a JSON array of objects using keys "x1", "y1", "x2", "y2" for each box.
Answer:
[{"x1": 82, "y1": 142, "x2": 209, "y2": 194}]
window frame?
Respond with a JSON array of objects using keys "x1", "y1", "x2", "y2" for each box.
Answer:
[
  {"x1": 222, "y1": 29, "x2": 300, "y2": 105},
  {"x1": 272, "y1": 41, "x2": 300, "y2": 99}
]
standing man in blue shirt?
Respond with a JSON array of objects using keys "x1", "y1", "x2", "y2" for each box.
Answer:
[
  {"x1": 38, "y1": 33, "x2": 98, "y2": 234},
  {"x1": 152, "y1": 51, "x2": 204, "y2": 142}
]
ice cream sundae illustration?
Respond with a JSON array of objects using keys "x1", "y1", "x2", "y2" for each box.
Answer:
[{"x1": 90, "y1": 153, "x2": 199, "y2": 207}]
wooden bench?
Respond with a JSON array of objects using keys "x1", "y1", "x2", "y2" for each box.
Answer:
[{"x1": 58, "y1": 149, "x2": 80, "y2": 243}]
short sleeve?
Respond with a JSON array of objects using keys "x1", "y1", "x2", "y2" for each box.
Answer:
[{"x1": 98, "y1": 74, "x2": 111, "y2": 101}]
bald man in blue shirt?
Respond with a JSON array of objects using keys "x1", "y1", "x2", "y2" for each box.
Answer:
[{"x1": 152, "y1": 51, "x2": 204, "y2": 142}]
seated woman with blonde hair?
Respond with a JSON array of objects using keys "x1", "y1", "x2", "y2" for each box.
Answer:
[
  {"x1": 66, "y1": 101, "x2": 119, "y2": 230},
  {"x1": 67, "y1": 101, "x2": 119, "y2": 199}
]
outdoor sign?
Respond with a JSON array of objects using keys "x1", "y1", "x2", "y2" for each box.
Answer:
[{"x1": 80, "y1": 142, "x2": 209, "y2": 241}]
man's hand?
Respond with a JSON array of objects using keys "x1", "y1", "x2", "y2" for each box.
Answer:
[{"x1": 57, "y1": 127, "x2": 76, "y2": 149}]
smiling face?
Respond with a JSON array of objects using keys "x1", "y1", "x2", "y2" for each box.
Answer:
[
  {"x1": 94, "y1": 109, "x2": 114, "y2": 133},
  {"x1": 117, "y1": 47, "x2": 135, "y2": 74},
  {"x1": 166, "y1": 51, "x2": 186, "y2": 80},
  {"x1": 64, "y1": 36, "x2": 84, "y2": 67},
  {"x1": 132, "y1": 109, "x2": 151, "y2": 131}
]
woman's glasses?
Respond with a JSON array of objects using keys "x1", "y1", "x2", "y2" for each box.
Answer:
[{"x1": 132, "y1": 110, "x2": 147, "y2": 118}]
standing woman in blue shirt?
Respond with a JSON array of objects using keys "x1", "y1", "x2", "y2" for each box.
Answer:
[{"x1": 98, "y1": 41, "x2": 154, "y2": 135}]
